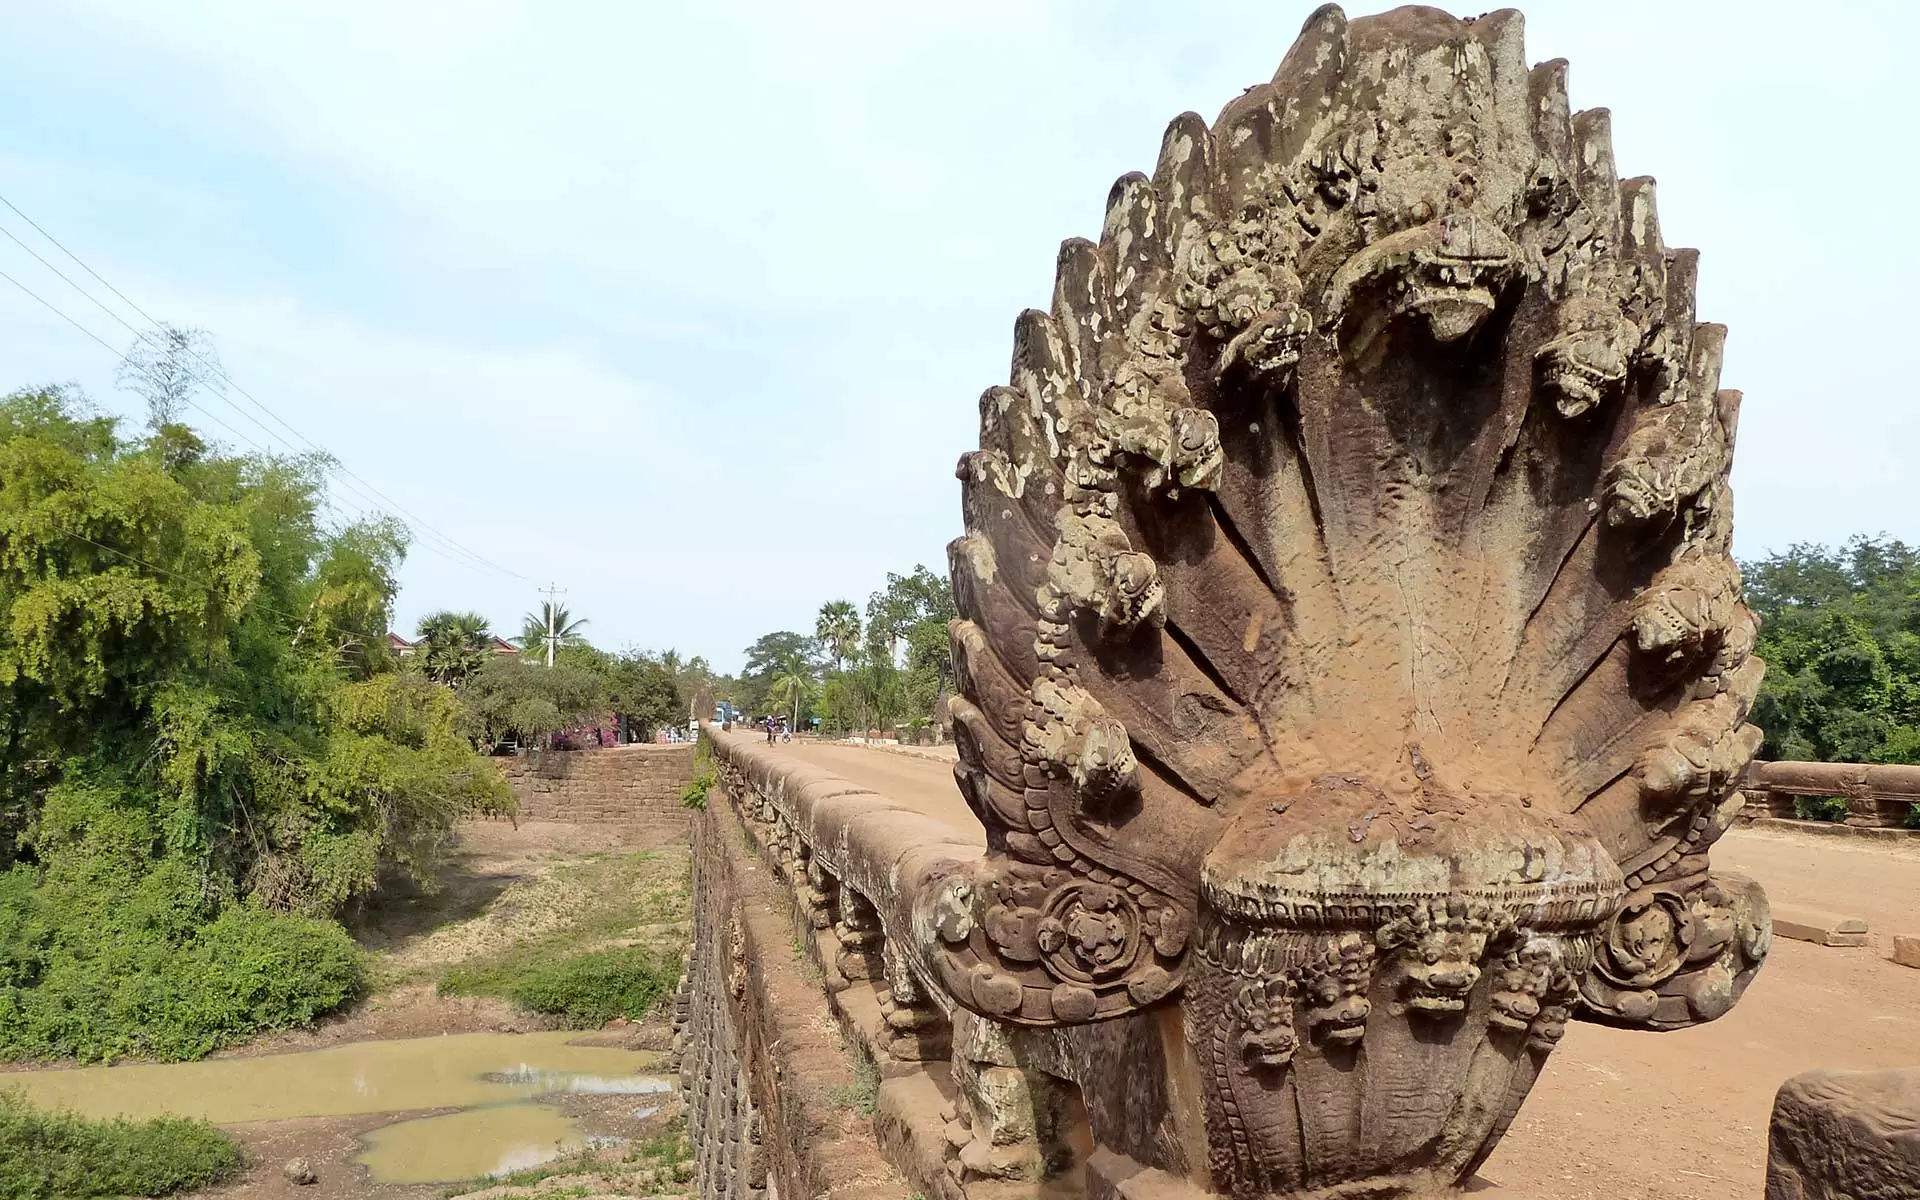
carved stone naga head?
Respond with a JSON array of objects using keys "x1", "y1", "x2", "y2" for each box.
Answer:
[{"x1": 917, "y1": 5, "x2": 1770, "y2": 1197}]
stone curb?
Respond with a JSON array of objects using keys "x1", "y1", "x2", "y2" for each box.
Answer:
[{"x1": 1771, "y1": 905, "x2": 1870, "y2": 948}]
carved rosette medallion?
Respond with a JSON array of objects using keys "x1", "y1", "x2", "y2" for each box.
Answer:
[{"x1": 919, "y1": 5, "x2": 1769, "y2": 1197}]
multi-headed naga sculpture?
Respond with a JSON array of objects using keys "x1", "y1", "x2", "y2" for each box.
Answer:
[{"x1": 918, "y1": 5, "x2": 1769, "y2": 1197}]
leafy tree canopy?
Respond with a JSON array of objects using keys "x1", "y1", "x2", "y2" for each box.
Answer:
[
  {"x1": 0, "y1": 385, "x2": 512, "y2": 1058},
  {"x1": 1745, "y1": 535, "x2": 1920, "y2": 765},
  {"x1": 864, "y1": 565, "x2": 955, "y2": 656}
]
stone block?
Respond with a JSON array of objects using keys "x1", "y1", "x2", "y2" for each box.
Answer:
[
  {"x1": 1766, "y1": 1067, "x2": 1920, "y2": 1200},
  {"x1": 1771, "y1": 905, "x2": 1870, "y2": 947},
  {"x1": 1892, "y1": 936, "x2": 1920, "y2": 970}
]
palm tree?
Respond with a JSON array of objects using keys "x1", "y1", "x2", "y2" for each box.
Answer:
[
  {"x1": 519, "y1": 602, "x2": 588, "y2": 666},
  {"x1": 416, "y1": 610, "x2": 493, "y2": 684},
  {"x1": 815, "y1": 600, "x2": 860, "y2": 672},
  {"x1": 765, "y1": 650, "x2": 814, "y2": 736}
]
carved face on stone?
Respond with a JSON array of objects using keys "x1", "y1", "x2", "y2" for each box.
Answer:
[
  {"x1": 1488, "y1": 941, "x2": 1555, "y2": 1034},
  {"x1": 1536, "y1": 293, "x2": 1639, "y2": 417},
  {"x1": 1302, "y1": 934, "x2": 1375, "y2": 1045},
  {"x1": 1053, "y1": 898, "x2": 1128, "y2": 969},
  {"x1": 1234, "y1": 978, "x2": 1299, "y2": 1068},
  {"x1": 1220, "y1": 303, "x2": 1313, "y2": 386},
  {"x1": 1395, "y1": 906, "x2": 1493, "y2": 1015},
  {"x1": 1169, "y1": 409, "x2": 1224, "y2": 490},
  {"x1": 1329, "y1": 214, "x2": 1521, "y2": 346},
  {"x1": 1610, "y1": 900, "x2": 1679, "y2": 981}
]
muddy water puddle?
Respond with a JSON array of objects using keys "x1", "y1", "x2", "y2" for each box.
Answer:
[{"x1": 6, "y1": 1030, "x2": 672, "y2": 1183}]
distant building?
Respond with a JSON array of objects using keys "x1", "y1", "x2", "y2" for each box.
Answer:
[{"x1": 385, "y1": 633, "x2": 520, "y2": 657}]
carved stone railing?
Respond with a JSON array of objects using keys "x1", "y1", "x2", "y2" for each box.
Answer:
[
  {"x1": 1741, "y1": 761, "x2": 1920, "y2": 830},
  {"x1": 697, "y1": 724, "x2": 1122, "y2": 1197},
  {"x1": 680, "y1": 724, "x2": 985, "y2": 1200}
]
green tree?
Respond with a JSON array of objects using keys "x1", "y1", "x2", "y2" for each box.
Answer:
[
  {"x1": 295, "y1": 515, "x2": 407, "y2": 678},
  {"x1": 814, "y1": 600, "x2": 861, "y2": 672},
  {"x1": 740, "y1": 631, "x2": 817, "y2": 714},
  {"x1": 455, "y1": 655, "x2": 607, "y2": 750},
  {"x1": 864, "y1": 565, "x2": 954, "y2": 658},
  {"x1": 115, "y1": 324, "x2": 221, "y2": 430},
  {"x1": 414, "y1": 610, "x2": 493, "y2": 684},
  {"x1": 1745, "y1": 535, "x2": 1920, "y2": 766},
  {"x1": 862, "y1": 565, "x2": 955, "y2": 731},
  {"x1": 651, "y1": 648, "x2": 714, "y2": 717},
  {"x1": 556, "y1": 644, "x2": 680, "y2": 742},
  {"x1": 0, "y1": 385, "x2": 513, "y2": 1057},
  {"x1": 764, "y1": 651, "x2": 815, "y2": 733},
  {"x1": 849, "y1": 645, "x2": 905, "y2": 736}
]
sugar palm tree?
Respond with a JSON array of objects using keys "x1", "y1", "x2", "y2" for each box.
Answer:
[
  {"x1": 519, "y1": 603, "x2": 588, "y2": 665},
  {"x1": 416, "y1": 610, "x2": 493, "y2": 684},
  {"x1": 815, "y1": 600, "x2": 861, "y2": 672}
]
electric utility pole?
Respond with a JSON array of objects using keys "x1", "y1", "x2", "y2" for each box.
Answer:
[{"x1": 540, "y1": 582, "x2": 566, "y2": 668}]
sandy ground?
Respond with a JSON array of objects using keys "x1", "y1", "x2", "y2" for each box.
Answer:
[
  {"x1": 774, "y1": 740, "x2": 1920, "y2": 1200},
  {"x1": 780, "y1": 741, "x2": 980, "y2": 836}
]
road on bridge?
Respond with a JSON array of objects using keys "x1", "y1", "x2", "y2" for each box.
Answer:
[{"x1": 759, "y1": 739, "x2": 1920, "y2": 1200}]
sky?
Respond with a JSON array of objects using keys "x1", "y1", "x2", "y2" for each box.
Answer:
[{"x1": 0, "y1": 1, "x2": 1911, "y2": 673}]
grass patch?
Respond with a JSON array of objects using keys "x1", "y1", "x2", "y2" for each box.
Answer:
[
  {"x1": 826, "y1": 1053, "x2": 879, "y2": 1117},
  {"x1": 0, "y1": 1090, "x2": 242, "y2": 1198},
  {"x1": 441, "y1": 946, "x2": 679, "y2": 1025},
  {"x1": 678, "y1": 770, "x2": 714, "y2": 810},
  {"x1": 431, "y1": 850, "x2": 689, "y2": 1026},
  {"x1": 680, "y1": 737, "x2": 717, "y2": 809}
]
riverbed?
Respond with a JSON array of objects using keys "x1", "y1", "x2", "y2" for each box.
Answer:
[{"x1": 6, "y1": 1029, "x2": 673, "y2": 1185}]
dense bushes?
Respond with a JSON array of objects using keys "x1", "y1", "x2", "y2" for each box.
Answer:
[
  {"x1": 0, "y1": 843, "x2": 361, "y2": 1061},
  {"x1": 0, "y1": 387, "x2": 506, "y2": 1059},
  {"x1": 0, "y1": 1091, "x2": 241, "y2": 1198}
]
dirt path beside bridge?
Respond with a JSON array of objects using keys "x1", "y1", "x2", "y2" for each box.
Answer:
[{"x1": 771, "y1": 740, "x2": 1920, "y2": 1200}]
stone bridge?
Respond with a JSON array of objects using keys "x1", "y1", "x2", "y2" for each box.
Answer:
[{"x1": 672, "y1": 730, "x2": 1919, "y2": 1200}]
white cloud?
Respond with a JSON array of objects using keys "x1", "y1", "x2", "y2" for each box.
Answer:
[{"x1": 1, "y1": 0, "x2": 1914, "y2": 668}]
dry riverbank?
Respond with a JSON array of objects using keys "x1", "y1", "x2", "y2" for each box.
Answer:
[{"x1": 7, "y1": 818, "x2": 700, "y2": 1199}]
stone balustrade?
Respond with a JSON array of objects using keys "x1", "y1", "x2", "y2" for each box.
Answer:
[
  {"x1": 674, "y1": 726, "x2": 1920, "y2": 1200},
  {"x1": 680, "y1": 723, "x2": 1113, "y2": 1199},
  {"x1": 1741, "y1": 761, "x2": 1920, "y2": 831}
]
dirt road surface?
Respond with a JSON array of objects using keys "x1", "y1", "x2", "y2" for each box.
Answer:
[{"x1": 772, "y1": 740, "x2": 1920, "y2": 1200}]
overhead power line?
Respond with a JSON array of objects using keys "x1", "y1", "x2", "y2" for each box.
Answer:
[
  {"x1": 0, "y1": 264, "x2": 502, "y2": 581},
  {"x1": 0, "y1": 264, "x2": 273, "y2": 454},
  {"x1": 0, "y1": 192, "x2": 532, "y2": 583}
]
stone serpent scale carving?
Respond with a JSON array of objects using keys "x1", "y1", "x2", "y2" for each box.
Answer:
[{"x1": 913, "y1": 5, "x2": 1770, "y2": 1197}]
